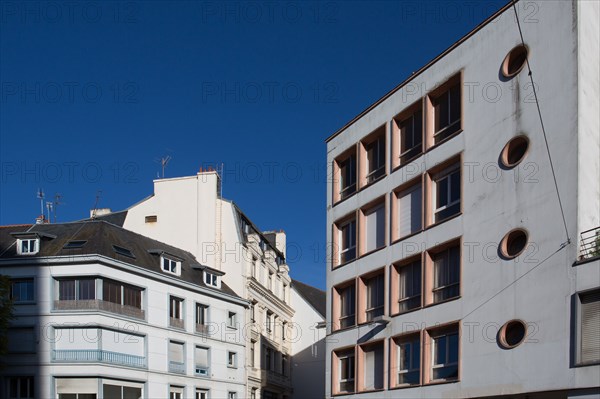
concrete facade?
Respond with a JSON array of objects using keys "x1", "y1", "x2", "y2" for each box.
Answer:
[{"x1": 325, "y1": 1, "x2": 599, "y2": 398}]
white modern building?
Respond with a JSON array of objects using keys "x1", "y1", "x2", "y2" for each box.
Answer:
[
  {"x1": 325, "y1": 1, "x2": 599, "y2": 398},
  {"x1": 89, "y1": 169, "x2": 325, "y2": 399},
  {"x1": 0, "y1": 219, "x2": 248, "y2": 399}
]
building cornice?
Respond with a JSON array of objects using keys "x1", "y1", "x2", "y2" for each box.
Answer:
[
  {"x1": 0, "y1": 254, "x2": 249, "y2": 307},
  {"x1": 248, "y1": 277, "x2": 294, "y2": 318}
]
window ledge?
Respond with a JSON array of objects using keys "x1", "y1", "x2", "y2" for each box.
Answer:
[
  {"x1": 391, "y1": 306, "x2": 422, "y2": 318},
  {"x1": 390, "y1": 383, "x2": 421, "y2": 391},
  {"x1": 428, "y1": 129, "x2": 463, "y2": 152},
  {"x1": 424, "y1": 378, "x2": 459, "y2": 386},
  {"x1": 573, "y1": 360, "x2": 600, "y2": 368},
  {"x1": 357, "y1": 388, "x2": 384, "y2": 394},
  {"x1": 359, "y1": 245, "x2": 386, "y2": 259},
  {"x1": 329, "y1": 324, "x2": 358, "y2": 335},
  {"x1": 13, "y1": 301, "x2": 37, "y2": 306},
  {"x1": 424, "y1": 295, "x2": 461, "y2": 309},
  {"x1": 391, "y1": 229, "x2": 423, "y2": 246},
  {"x1": 424, "y1": 212, "x2": 462, "y2": 231}
]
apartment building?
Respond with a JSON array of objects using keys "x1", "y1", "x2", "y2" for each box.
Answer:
[
  {"x1": 0, "y1": 219, "x2": 248, "y2": 399},
  {"x1": 89, "y1": 170, "x2": 321, "y2": 399},
  {"x1": 325, "y1": 1, "x2": 599, "y2": 398}
]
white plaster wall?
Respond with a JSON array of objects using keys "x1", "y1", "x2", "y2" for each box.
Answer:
[{"x1": 326, "y1": 1, "x2": 599, "y2": 397}]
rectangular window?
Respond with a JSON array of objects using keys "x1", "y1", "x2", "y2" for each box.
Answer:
[
  {"x1": 339, "y1": 154, "x2": 357, "y2": 200},
  {"x1": 103, "y1": 279, "x2": 122, "y2": 305},
  {"x1": 162, "y1": 257, "x2": 180, "y2": 275},
  {"x1": 10, "y1": 279, "x2": 34, "y2": 302},
  {"x1": 265, "y1": 347, "x2": 272, "y2": 371},
  {"x1": 432, "y1": 246, "x2": 460, "y2": 303},
  {"x1": 266, "y1": 311, "x2": 273, "y2": 334},
  {"x1": 398, "y1": 260, "x2": 422, "y2": 312},
  {"x1": 59, "y1": 279, "x2": 97, "y2": 301},
  {"x1": 361, "y1": 342, "x2": 384, "y2": 391},
  {"x1": 365, "y1": 274, "x2": 384, "y2": 322},
  {"x1": 195, "y1": 346, "x2": 210, "y2": 376},
  {"x1": 17, "y1": 238, "x2": 39, "y2": 255},
  {"x1": 397, "y1": 184, "x2": 422, "y2": 238},
  {"x1": 228, "y1": 351, "x2": 237, "y2": 368},
  {"x1": 433, "y1": 83, "x2": 461, "y2": 143},
  {"x1": 103, "y1": 384, "x2": 141, "y2": 399},
  {"x1": 399, "y1": 109, "x2": 423, "y2": 164},
  {"x1": 7, "y1": 376, "x2": 34, "y2": 399},
  {"x1": 434, "y1": 166, "x2": 461, "y2": 222},
  {"x1": 364, "y1": 203, "x2": 385, "y2": 253},
  {"x1": 228, "y1": 392, "x2": 237, "y2": 399},
  {"x1": 365, "y1": 136, "x2": 385, "y2": 184},
  {"x1": 397, "y1": 336, "x2": 420, "y2": 386},
  {"x1": 196, "y1": 389, "x2": 209, "y2": 399},
  {"x1": 7, "y1": 328, "x2": 35, "y2": 353},
  {"x1": 168, "y1": 341, "x2": 185, "y2": 374},
  {"x1": 204, "y1": 271, "x2": 218, "y2": 287},
  {"x1": 337, "y1": 350, "x2": 355, "y2": 393},
  {"x1": 250, "y1": 340, "x2": 256, "y2": 367},
  {"x1": 228, "y1": 311, "x2": 237, "y2": 328},
  {"x1": 169, "y1": 296, "x2": 184, "y2": 328},
  {"x1": 339, "y1": 219, "x2": 356, "y2": 264},
  {"x1": 169, "y1": 386, "x2": 183, "y2": 399},
  {"x1": 431, "y1": 328, "x2": 459, "y2": 381},
  {"x1": 123, "y1": 284, "x2": 142, "y2": 309},
  {"x1": 338, "y1": 283, "x2": 356, "y2": 329},
  {"x1": 282, "y1": 354, "x2": 288, "y2": 376},
  {"x1": 196, "y1": 303, "x2": 208, "y2": 326},
  {"x1": 579, "y1": 290, "x2": 600, "y2": 364}
]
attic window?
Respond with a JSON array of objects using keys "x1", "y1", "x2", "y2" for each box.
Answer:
[
  {"x1": 204, "y1": 271, "x2": 220, "y2": 288},
  {"x1": 113, "y1": 245, "x2": 135, "y2": 259},
  {"x1": 17, "y1": 238, "x2": 39, "y2": 255},
  {"x1": 145, "y1": 215, "x2": 157, "y2": 223},
  {"x1": 162, "y1": 256, "x2": 181, "y2": 276},
  {"x1": 63, "y1": 240, "x2": 87, "y2": 249}
]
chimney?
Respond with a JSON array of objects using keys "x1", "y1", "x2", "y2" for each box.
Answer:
[{"x1": 263, "y1": 230, "x2": 287, "y2": 257}]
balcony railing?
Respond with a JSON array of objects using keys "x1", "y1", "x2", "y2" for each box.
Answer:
[
  {"x1": 52, "y1": 349, "x2": 146, "y2": 368},
  {"x1": 580, "y1": 227, "x2": 600, "y2": 261},
  {"x1": 170, "y1": 317, "x2": 185, "y2": 329},
  {"x1": 196, "y1": 323, "x2": 209, "y2": 335},
  {"x1": 169, "y1": 360, "x2": 186, "y2": 374},
  {"x1": 54, "y1": 300, "x2": 145, "y2": 320},
  {"x1": 261, "y1": 370, "x2": 292, "y2": 388}
]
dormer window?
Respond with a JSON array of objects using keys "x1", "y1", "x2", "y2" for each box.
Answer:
[
  {"x1": 17, "y1": 238, "x2": 39, "y2": 255},
  {"x1": 204, "y1": 271, "x2": 220, "y2": 288},
  {"x1": 162, "y1": 256, "x2": 181, "y2": 276}
]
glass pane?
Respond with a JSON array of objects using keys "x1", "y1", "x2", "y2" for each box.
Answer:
[
  {"x1": 448, "y1": 333, "x2": 459, "y2": 363},
  {"x1": 103, "y1": 280, "x2": 122, "y2": 305},
  {"x1": 59, "y1": 395, "x2": 77, "y2": 399},
  {"x1": 434, "y1": 335, "x2": 447, "y2": 365},
  {"x1": 60, "y1": 280, "x2": 76, "y2": 301},
  {"x1": 103, "y1": 384, "x2": 122, "y2": 399},
  {"x1": 437, "y1": 176, "x2": 449, "y2": 208},
  {"x1": 450, "y1": 170, "x2": 460, "y2": 202},
  {"x1": 79, "y1": 279, "x2": 96, "y2": 300},
  {"x1": 449, "y1": 85, "x2": 461, "y2": 124},
  {"x1": 435, "y1": 93, "x2": 449, "y2": 132}
]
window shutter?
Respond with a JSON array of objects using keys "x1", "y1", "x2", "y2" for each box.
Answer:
[
  {"x1": 196, "y1": 346, "x2": 209, "y2": 367},
  {"x1": 399, "y1": 185, "x2": 421, "y2": 237},
  {"x1": 581, "y1": 291, "x2": 600, "y2": 363},
  {"x1": 364, "y1": 349, "x2": 374, "y2": 389},
  {"x1": 366, "y1": 205, "x2": 384, "y2": 252},
  {"x1": 169, "y1": 341, "x2": 184, "y2": 363}
]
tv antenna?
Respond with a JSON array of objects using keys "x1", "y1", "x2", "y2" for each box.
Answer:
[
  {"x1": 52, "y1": 193, "x2": 64, "y2": 223},
  {"x1": 36, "y1": 188, "x2": 45, "y2": 218},
  {"x1": 91, "y1": 190, "x2": 102, "y2": 219},
  {"x1": 154, "y1": 154, "x2": 173, "y2": 178}
]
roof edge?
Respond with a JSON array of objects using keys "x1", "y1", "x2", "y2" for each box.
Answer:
[{"x1": 325, "y1": 0, "x2": 514, "y2": 143}]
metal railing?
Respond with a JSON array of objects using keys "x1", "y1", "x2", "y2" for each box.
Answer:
[
  {"x1": 54, "y1": 300, "x2": 145, "y2": 320},
  {"x1": 52, "y1": 349, "x2": 146, "y2": 368},
  {"x1": 170, "y1": 317, "x2": 185, "y2": 329},
  {"x1": 169, "y1": 361, "x2": 186, "y2": 374},
  {"x1": 580, "y1": 227, "x2": 600, "y2": 260}
]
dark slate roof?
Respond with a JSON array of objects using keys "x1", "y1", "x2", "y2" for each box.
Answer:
[
  {"x1": 0, "y1": 220, "x2": 240, "y2": 299},
  {"x1": 91, "y1": 210, "x2": 128, "y2": 227},
  {"x1": 292, "y1": 279, "x2": 326, "y2": 318}
]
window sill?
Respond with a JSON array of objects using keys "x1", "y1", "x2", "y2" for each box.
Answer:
[
  {"x1": 428, "y1": 129, "x2": 462, "y2": 152},
  {"x1": 13, "y1": 301, "x2": 37, "y2": 305},
  {"x1": 573, "y1": 360, "x2": 600, "y2": 368},
  {"x1": 332, "y1": 392, "x2": 355, "y2": 397},
  {"x1": 330, "y1": 324, "x2": 357, "y2": 334},
  {"x1": 424, "y1": 295, "x2": 461, "y2": 309},
  {"x1": 389, "y1": 383, "x2": 421, "y2": 391},
  {"x1": 392, "y1": 153, "x2": 423, "y2": 173},
  {"x1": 391, "y1": 229, "x2": 423, "y2": 246},
  {"x1": 331, "y1": 170, "x2": 386, "y2": 209},
  {"x1": 424, "y1": 377, "x2": 459, "y2": 386},
  {"x1": 359, "y1": 245, "x2": 386, "y2": 259},
  {"x1": 357, "y1": 388, "x2": 384, "y2": 394},
  {"x1": 391, "y1": 305, "x2": 422, "y2": 318},
  {"x1": 424, "y1": 211, "x2": 462, "y2": 231}
]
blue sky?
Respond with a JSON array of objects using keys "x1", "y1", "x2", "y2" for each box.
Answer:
[{"x1": 0, "y1": 0, "x2": 506, "y2": 289}]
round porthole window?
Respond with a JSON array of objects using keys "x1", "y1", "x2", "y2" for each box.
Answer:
[
  {"x1": 502, "y1": 45, "x2": 529, "y2": 78},
  {"x1": 501, "y1": 135, "x2": 529, "y2": 168},
  {"x1": 500, "y1": 228, "x2": 528, "y2": 259},
  {"x1": 499, "y1": 319, "x2": 527, "y2": 349}
]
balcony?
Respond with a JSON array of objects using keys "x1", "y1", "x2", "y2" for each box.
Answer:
[
  {"x1": 579, "y1": 227, "x2": 600, "y2": 261},
  {"x1": 261, "y1": 370, "x2": 292, "y2": 388},
  {"x1": 52, "y1": 349, "x2": 146, "y2": 368},
  {"x1": 54, "y1": 300, "x2": 145, "y2": 320},
  {"x1": 196, "y1": 323, "x2": 209, "y2": 335},
  {"x1": 169, "y1": 361, "x2": 186, "y2": 374},
  {"x1": 170, "y1": 317, "x2": 185, "y2": 329}
]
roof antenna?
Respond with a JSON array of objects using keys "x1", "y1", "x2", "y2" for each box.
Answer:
[
  {"x1": 91, "y1": 190, "x2": 102, "y2": 219},
  {"x1": 36, "y1": 188, "x2": 45, "y2": 219},
  {"x1": 52, "y1": 193, "x2": 64, "y2": 223},
  {"x1": 154, "y1": 151, "x2": 173, "y2": 178},
  {"x1": 46, "y1": 201, "x2": 53, "y2": 223}
]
